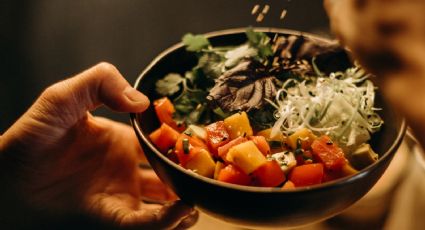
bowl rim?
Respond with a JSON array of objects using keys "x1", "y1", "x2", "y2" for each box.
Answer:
[{"x1": 130, "y1": 27, "x2": 407, "y2": 193}]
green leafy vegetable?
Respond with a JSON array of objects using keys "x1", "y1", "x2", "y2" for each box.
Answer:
[
  {"x1": 245, "y1": 28, "x2": 273, "y2": 60},
  {"x1": 174, "y1": 88, "x2": 207, "y2": 114},
  {"x1": 197, "y1": 53, "x2": 225, "y2": 79},
  {"x1": 182, "y1": 33, "x2": 211, "y2": 52},
  {"x1": 155, "y1": 73, "x2": 184, "y2": 96}
]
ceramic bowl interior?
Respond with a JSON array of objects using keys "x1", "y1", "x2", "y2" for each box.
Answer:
[{"x1": 131, "y1": 28, "x2": 406, "y2": 228}]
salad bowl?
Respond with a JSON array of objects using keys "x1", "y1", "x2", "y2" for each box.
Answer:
[{"x1": 130, "y1": 28, "x2": 406, "y2": 228}]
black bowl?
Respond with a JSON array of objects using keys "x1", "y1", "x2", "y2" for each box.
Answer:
[{"x1": 130, "y1": 28, "x2": 406, "y2": 228}]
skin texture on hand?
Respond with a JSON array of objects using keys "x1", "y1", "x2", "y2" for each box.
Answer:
[
  {"x1": 0, "y1": 62, "x2": 197, "y2": 229},
  {"x1": 325, "y1": 0, "x2": 425, "y2": 147}
]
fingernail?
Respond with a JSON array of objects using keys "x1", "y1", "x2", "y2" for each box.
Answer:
[{"x1": 123, "y1": 86, "x2": 149, "y2": 103}]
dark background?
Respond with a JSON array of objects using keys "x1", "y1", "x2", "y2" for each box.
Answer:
[{"x1": 0, "y1": 0, "x2": 330, "y2": 133}]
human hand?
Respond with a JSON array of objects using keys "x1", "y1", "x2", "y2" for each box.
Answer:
[
  {"x1": 0, "y1": 63, "x2": 197, "y2": 229},
  {"x1": 324, "y1": 0, "x2": 425, "y2": 147}
]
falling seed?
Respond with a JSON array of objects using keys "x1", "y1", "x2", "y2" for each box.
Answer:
[
  {"x1": 280, "y1": 9, "x2": 287, "y2": 20},
  {"x1": 256, "y1": 13, "x2": 265, "y2": 22},
  {"x1": 273, "y1": 33, "x2": 278, "y2": 42},
  {"x1": 262, "y1": 4, "x2": 270, "y2": 14},
  {"x1": 251, "y1": 4, "x2": 260, "y2": 15}
]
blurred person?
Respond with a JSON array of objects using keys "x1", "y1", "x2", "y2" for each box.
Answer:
[
  {"x1": 325, "y1": 0, "x2": 425, "y2": 229},
  {"x1": 325, "y1": 0, "x2": 425, "y2": 148},
  {"x1": 0, "y1": 63, "x2": 198, "y2": 229}
]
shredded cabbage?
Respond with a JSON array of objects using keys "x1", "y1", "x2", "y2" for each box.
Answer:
[{"x1": 270, "y1": 67, "x2": 384, "y2": 154}]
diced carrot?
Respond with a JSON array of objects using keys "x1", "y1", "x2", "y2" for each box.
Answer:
[
  {"x1": 217, "y1": 136, "x2": 248, "y2": 161},
  {"x1": 205, "y1": 121, "x2": 230, "y2": 157},
  {"x1": 149, "y1": 128, "x2": 162, "y2": 146},
  {"x1": 174, "y1": 134, "x2": 208, "y2": 167},
  {"x1": 154, "y1": 97, "x2": 185, "y2": 132},
  {"x1": 252, "y1": 160, "x2": 285, "y2": 187},
  {"x1": 311, "y1": 135, "x2": 347, "y2": 171},
  {"x1": 149, "y1": 123, "x2": 180, "y2": 153},
  {"x1": 289, "y1": 163, "x2": 324, "y2": 187},
  {"x1": 217, "y1": 164, "x2": 252, "y2": 186},
  {"x1": 249, "y1": 136, "x2": 271, "y2": 156}
]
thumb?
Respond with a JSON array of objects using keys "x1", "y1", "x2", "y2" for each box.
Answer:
[
  {"x1": 35, "y1": 62, "x2": 149, "y2": 126},
  {"x1": 0, "y1": 62, "x2": 148, "y2": 153}
]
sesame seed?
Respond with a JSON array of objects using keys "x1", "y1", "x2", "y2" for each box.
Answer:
[
  {"x1": 262, "y1": 4, "x2": 270, "y2": 14},
  {"x1": 251, "y1": 4, "x2": 260, "y2": 15},
  {"x1": 280, "y1": 9, "x2": 287, "y2": 20},
  {"x1": 256, "y1": 13, "x2": 265, "y2": 22}
]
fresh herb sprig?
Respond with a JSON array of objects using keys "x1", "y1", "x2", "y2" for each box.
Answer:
[{"x1": 155, "y1": 29, "x2": 274, "y2": 126}]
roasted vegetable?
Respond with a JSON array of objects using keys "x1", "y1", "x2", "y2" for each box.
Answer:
[
  {"x1": 223, "y1": 112, "x2": 253, "y2": 139},
  {"x1": 174, "y1": 134, "x2": 208, "y2": 167},
  {"x1": 289, "y1": 163, "x2": 324, "y2": 187},
  {"x1": 154, "y1": 97, "x2": 185, "y2": 132},
  {"x1": 252, "y1": 160, "x2": 286, "y2": 187},
  {"x1": 217, "y1": 164, "x2": 251, "y2": 186},
  {"x1": 205, "y1": 121, "x2": 230, "y2": 156},
  {"x1": 226, "y1": 141, "x2": 267, "y2": 174},
  {"x1": 185, "y1": 148, "x2": 216, "y2": 178},
  {"x1": 217, "y1": 136, "x2": 248, "y2": 160},
  {"x1": 287, "y1": 128, "x2": 317, "y2": 150},
  {"x1": 349, "y1": 143, "x2": 379, "y2": 170},
  {"x1": 149, "y1": 123, "x2": 180, "y2": 153},
  {"x1": 248, "y1": 136, "x2": 271, "y2": 156},
  {"x1": 256, "y1": 128, "x2": 286, "y2": 142},
  {"x1": 311, "y1": 135, "x2": 348, "y2": 171}
]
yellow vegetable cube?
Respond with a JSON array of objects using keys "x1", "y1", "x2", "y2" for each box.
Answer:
[
  {"x1": 224, "y1": 112, "x2": 253, "y2": 139},
  {"x1": 213, "y1": 161, "x2": 225, "y2": 180},
  {"x1": 342, "y1": 163, "x2": 358, "y2": 176},
  {"x1": 256, "y1": 128, "x2": 286, "y2": 142},
  {"x1": 287, "y1": 128, "x2": 317, "y2": 150},
  {"x1": 185, "y1": 149, "x2": 216, "y2": 178},
  {"x1": 226, "y1": 141, "x2": 267, "y2": 174}
]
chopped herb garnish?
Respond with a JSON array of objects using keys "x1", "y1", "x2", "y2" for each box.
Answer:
[
  {"x1": 296, "y1": 138, "x2": 302, "y2": 149},
  {"x1": 294, "y1": 148, "x2": 304, "y2": 155},
  {"x1": 182, "y1": 138, "x2": 190, "y2": 154}
]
